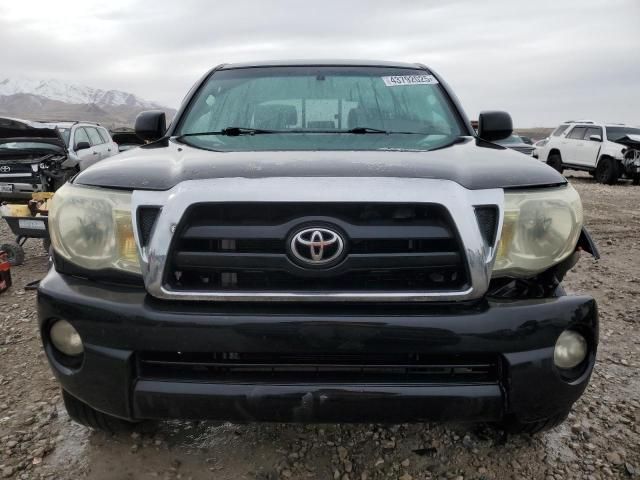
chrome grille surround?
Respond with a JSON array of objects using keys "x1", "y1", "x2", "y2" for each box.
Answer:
[{"x1": 131, "y1": 177, "x2": 504, "y2": 302}]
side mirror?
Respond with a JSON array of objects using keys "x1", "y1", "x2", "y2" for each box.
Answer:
[
  {"x1": 589, "y1": 134, "x2": 602, "y2": 142},
  {"x1": 75, "y1": 141, "x2": 91, "y2": 151},
  {"x1": 135, "y1": 110, "x2": 166, "y2": 142},
  {"x1": 477, "y1": 111, "x2": 513, "y2": 142}
]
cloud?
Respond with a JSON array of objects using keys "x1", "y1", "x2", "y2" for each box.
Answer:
[{"x1": 0, "y1": 0, "x2": 639, "y2": 126}]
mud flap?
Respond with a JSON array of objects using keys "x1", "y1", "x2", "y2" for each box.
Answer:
[{"x1": 577, "y1": 227, "x2": 600, "y2": 259}]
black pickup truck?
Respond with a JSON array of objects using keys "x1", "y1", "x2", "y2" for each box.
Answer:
[{"x1": 39, "y1": 60, "x2": 598, "y2": 434}]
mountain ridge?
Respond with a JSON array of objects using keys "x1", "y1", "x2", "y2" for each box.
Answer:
[{"x1": 0, "y1": 78, "x2": 175, "y2": 128}]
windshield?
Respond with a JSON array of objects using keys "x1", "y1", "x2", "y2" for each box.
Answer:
[
  {"x1": 176, "y1": 66, "x2": 465, "y2": 151},
  {"x1": 606, "y1": 126, "x2": 640, "y2": 142},
  {"x1": 57, "y1": 128, "x2": 71, "y2": 146}
]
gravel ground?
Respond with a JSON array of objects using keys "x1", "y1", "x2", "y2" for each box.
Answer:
[{"x1": 0, "y1": 173, "x2": 639, "y2": 480}]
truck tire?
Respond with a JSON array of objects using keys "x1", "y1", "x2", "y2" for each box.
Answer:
[
  {"x1": 0, "y1": 242, "x2": 25, "y2": 266},
  {"x1": 595, "y1": 158, "x2": 619, "y2": 184},
  {"x1": 633, "y1": 174, "x2": 640, "y2": 186},
  {"x1": 62, "y1": 390, "x2": 147, "y2": 434},
  {"x1": 500, "y1": 410, "x2": 570, "y2": 435},
  {"x1": 547, "y1": 153, "x2": 563, "y2": 173}
]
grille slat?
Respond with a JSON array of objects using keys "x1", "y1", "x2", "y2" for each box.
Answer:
[
  {"x1": 138, "y1": 352, "x2": 499, "y2": 384},
  {"x1": 174, "y1": 251, "x2": 461, "y2": 272},
  {"x1": 182, "y1": 223, "x2": 453, "y2": 242}
]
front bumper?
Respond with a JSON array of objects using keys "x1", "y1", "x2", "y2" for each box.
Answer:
[
  {"x1": 0, "y1": 181, "x2": 42, "y2": 200},
  {"x1": 38, "y1": 270, "x2": 598, "y2": 424}
]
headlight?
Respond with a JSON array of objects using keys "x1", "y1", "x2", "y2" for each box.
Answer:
[
  {"x1": 49, "y1": 183, "x2": 140, "y2": 274},
  {"x1": 493, "y1": 185, "x2": 583, "y2": 277}
]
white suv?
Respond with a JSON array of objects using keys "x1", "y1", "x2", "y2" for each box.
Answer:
[
  {"x1": 539, "y1": 121, "x2": 640, "y2": 184},
  {"x1": 49, "y1": 121, "x2": 119, "y2": 170}
]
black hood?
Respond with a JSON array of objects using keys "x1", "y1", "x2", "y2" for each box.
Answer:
[
  {"x1": 74, "y1": 136, "x2": 566, "y2": 191},
  {"x1": 0, "y1": 117, "x2": 66, "y2": 149}
]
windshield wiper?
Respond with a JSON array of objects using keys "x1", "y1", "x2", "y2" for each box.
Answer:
[
  {"x1": 178, "y1": 126, "x2": 439, "y2": 138},
  {"x1": 178, "y1": 127, "x2": 279, "y2": 138},
  {"x1": 345, "y1": 127, "x2": 431, "y2": 135},
  {"x1": 346, "y1": 127, "x2": 389, "y2": 134}
]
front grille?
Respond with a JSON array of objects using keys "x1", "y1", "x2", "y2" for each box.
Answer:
[
  {"x1": 137, "y1": 352, "x2": 499, "y2": 384},
  {"x1": 164, "y1": 202, "x2": 469, "y2": 293},
  {"x1": 0, "y1": 162, "x2": 37, "y2": 180}
]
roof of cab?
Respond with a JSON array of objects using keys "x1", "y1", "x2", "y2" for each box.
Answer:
[{"x1": 219, "y1": 59, "x2": 428, "y2": 70}]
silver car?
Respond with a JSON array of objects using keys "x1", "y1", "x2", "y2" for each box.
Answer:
[{"x1": 47, "y1": 120, "x2": 119, "y2": 170}]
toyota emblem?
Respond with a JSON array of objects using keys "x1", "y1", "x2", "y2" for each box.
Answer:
[
  {"x1": 289, "y1": 227, "x2": 345, "y2": 267},
  {"x1": 0, "y1": 166, "x2": 10, "y2": 173}
]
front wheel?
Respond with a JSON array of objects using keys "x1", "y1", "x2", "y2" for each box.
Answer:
[
  {"x1": 595, "y1": 158, "x2": 619, "y2": 184},
  {"x1": 547, "y1": 153, "x2": 564, "y2": 173},
  {"x1": 633, "y1": 174, "x2": 640, "y2": 186}
]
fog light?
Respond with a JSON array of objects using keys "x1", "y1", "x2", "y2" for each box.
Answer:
[
  {"x1": 50, "y1": 319, "x2": 84, "y2": 356},
  {"x1": 554, "y1": 330, "x2": 587, "y2": 369}
]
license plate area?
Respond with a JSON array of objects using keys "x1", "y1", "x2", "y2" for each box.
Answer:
[
  {"x1": 0, "y1": 184, "x2": 14, "y2": 193},
  {"x1": 18, "y1": 219, "x2": 46, "y2": 230}
]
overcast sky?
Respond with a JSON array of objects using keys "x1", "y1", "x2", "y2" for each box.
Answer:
[{"x1": 1, "y1": 0, "x2": 639, "y2": 127}]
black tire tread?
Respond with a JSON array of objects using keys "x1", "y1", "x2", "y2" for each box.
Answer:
[
  {"x1": 595, "y1": 157, "x2": 618, "y2": 185},
  {"x1": 502, "y1": 410, "x2": 570, "y2": 435},
  {"x1": 547, "y1": 153, "x2": 564, "y2": 173},
  {"x1": 62, "y1": 390, "x2": 138, "y2": 433}
]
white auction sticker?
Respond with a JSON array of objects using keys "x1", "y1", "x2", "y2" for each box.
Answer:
[{"x1": 381, "y1": 75, "x2": 439, "y2": 87}]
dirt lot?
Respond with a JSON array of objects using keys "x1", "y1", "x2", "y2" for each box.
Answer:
[{"x1": 1, "y1": 173, "x2": 639, "y2": 480}]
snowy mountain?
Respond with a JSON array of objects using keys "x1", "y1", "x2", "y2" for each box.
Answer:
[
  {"x1": 0, "y1": 78, "x2": 165, "y2": 109},
  {"x1": 0, "y1": 78, "x2": 175, "y2": 127}
]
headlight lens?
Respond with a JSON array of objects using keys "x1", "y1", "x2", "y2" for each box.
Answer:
[
  {"x1": 493, "y1": 185, "x2": 583, "y2": 277},
  {"x1": 49, "y1": 183, "x2": 140, "y2": 274}
]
